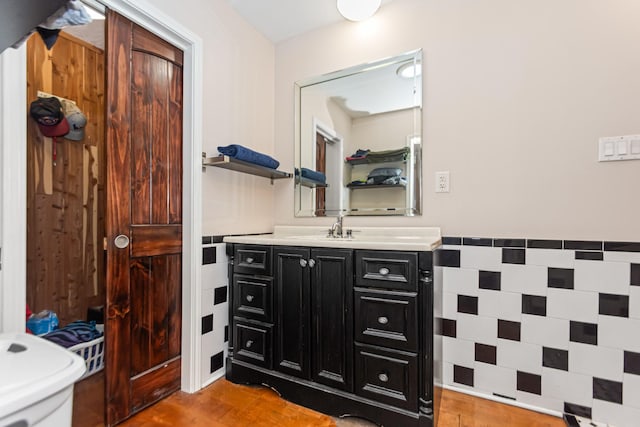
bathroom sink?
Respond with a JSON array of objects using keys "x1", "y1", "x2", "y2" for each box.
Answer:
[{"x1": 224, "y1": 226, "x2": 442, "y2": 251}]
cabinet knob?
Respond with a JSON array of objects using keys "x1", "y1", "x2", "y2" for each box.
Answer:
[
  {"x1": 300, "y1": 259, "x2": 308, "y2": 267},
  {"x1": 379, "y1": 267, "x2": 390, "y2": 276},
  {"x1": 246, "y1": 295, "x2": 254, "y2": 302},
  {"x1": 378, "y1": 373, "x2": 389, "y2": 382},
  {"x1": 308, "y1": 259, "x2": 316, "y2": 268},
  {"x1": 246, "y1": 340, "x2": 253, "y2": 348},
  {"x1": 377, "y1": 316, "x2": 389, "y2": 325},
  {"x1": 245, "y1": 257, "x2": 254, "y2": 264}
]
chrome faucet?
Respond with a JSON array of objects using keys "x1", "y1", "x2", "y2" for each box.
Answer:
[{"x1": 329, "y1": 214, "x2": 343, "y2": 238}]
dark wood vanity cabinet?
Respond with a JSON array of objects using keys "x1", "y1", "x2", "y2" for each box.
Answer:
[
  {"x1": 227, "y1": 243, "x2": 436, "y2": 427},
  {"x1": 273, "y1": 247, "x2": 353, "y2": 391}
]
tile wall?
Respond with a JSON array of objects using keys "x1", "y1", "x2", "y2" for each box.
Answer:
[
  {"x1": 437, "y1": 237, "x2": 640, "y2": 427},
  {"x1": 201, "y1": 237, "x2": 229, "y2": 386}
]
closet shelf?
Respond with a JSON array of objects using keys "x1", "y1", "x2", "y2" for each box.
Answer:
[
  {"x1": 346, "y1": 157, "x2": 407, "y2": 166},
  {"x1": 202, "y1": 154, "x2": 292, "y2": 183},
  {"x1": 296, "y1": 176, "x2": 328, "y2": 188},
  {"x1": 346, "y1": 183, "x2": 406, "y2": 189}
]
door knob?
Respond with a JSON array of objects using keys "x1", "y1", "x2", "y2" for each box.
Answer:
[
  {"x1": 246, "y1": 295, "x2": 254, "y2": 302},
  {"x1": 378, "y1": 267, "x2": 390, "y2": 276},
  {"x1": 308, "y1": 259, "x2": 316, "y2": 268},
  {"x1": 114, "y1": 234, "x2": 130, "y2": 249},
  {"x1": 300, "y1": 259, "x2": 308, "y2": 267}
]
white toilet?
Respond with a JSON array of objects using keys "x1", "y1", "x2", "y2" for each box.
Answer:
[{"x1": 0, "y1": 333, "x2": 86, "y2": 427}]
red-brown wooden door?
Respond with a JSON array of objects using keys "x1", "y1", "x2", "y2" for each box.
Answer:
[
  {"x1": 105, "y1": 10, "x2": 183, "y2": 426},
  {"x1": 315, "y1": 132, "x2": 327, "y2": 216}
]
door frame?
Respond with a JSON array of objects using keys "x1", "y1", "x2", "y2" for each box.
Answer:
[{"x1": 0, "y1": 0, "x2": 204, "y2": 393}]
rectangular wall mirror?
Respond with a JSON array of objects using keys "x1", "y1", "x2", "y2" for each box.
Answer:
[{"x1": 294, "y1": 49, "x2": 423, "y2": 217}]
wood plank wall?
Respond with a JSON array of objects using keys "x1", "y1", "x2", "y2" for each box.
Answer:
[{"x1": 26, "y1": 31, "x2": 105, "y2": 326}]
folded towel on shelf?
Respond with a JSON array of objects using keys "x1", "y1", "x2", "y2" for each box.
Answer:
[
  {"x1": 300, "y1": 167, "x2": 326, "y2": 184},
  {"x1": 365, "y1": 147, "x2": 410, "y2": 163},
  {"x1": 217, "y1": 144, "x2": 280, "y2": 169}
]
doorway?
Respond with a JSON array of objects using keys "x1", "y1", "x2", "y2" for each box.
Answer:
[
  {"x1": 1, "y1": 0, "x2": 202, "y2": 399},
  {"x1": 25, "y1": 17, "x2": 107, "y2": 427},
  {"x1": 18, "y1": 2, "x2": 200, "y2": 426},
  {"x1": 313, "y1": 119, "x2": 345, "y2": 216}
]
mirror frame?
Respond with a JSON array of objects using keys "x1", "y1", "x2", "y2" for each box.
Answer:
[{"x1": 294, "y1": 49, "x2": 423, "y2": 217}]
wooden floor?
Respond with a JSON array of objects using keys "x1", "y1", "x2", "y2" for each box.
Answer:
[{"x1": 73, "y1": 373, "x2": 566, "y2": 427}]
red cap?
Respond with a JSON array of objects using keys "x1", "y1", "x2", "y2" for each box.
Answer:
[{"x1": 38, "y1": 116, "x2": 69, "y2": 137}]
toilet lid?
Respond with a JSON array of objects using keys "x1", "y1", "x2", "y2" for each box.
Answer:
[{"x1": 0, "y1": 333, "x2": 85, "y2": 419}]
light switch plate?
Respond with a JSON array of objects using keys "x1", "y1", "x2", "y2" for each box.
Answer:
[{"x1": 599, "y1": 134, "x2": 640, "y2": 162}]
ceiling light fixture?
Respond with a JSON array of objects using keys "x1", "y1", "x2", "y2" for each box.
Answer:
[
  {"x1": 397, "y1": 62, "x2": 422, "y2": 79},
  {"x1": 337, "y1": 0, "x2": 382, "y2": 22}
]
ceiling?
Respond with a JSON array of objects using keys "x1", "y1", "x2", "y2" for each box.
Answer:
[{"x1": 225, "y1": 0, "x2": 395, "y2": 44}]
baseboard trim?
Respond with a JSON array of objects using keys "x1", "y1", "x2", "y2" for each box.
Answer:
[
  {"x1": 442, "y1": 384, "x2": 563, "y2": 419},
  {"x1": 201, "y1": 370, "x2": 226, "y2": 388}
]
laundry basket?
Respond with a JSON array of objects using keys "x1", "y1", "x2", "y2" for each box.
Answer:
[{"x1": 68, "y1": 324, "x2": 104, "y2": 380}]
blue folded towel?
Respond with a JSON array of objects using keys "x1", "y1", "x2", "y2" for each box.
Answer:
[
  {"x1": 217, "y1": 144, "x2": 280, "y2": 170},
  {"x1": 300, "y1": 167, "x2": 326, "y2": 184}
]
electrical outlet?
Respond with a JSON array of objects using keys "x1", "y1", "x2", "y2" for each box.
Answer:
[{"x1": 435, "y1": 171, "x2": 450, "y2": 193}]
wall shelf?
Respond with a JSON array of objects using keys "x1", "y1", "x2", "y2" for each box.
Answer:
[
  {"x1": 202, "y1": 154, "x2": 292, "y2": 183},
  {"x1": 296, "y1": 176, "x2": 328, "y2": 188},
  {"x1": 346, "y1": 183, "x2": 406, "y2": 189}
]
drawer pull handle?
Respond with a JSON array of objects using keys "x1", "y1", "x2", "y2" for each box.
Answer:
[
  {"x1": 246, "y1": 340, "x2": 253, "y2": 348},
  {"x1": 246, "y1": 295, "x2": 254, "y2": 302},
  {"x1": 379, "y1": 267, "x2": 390, "y2": 276},
  {"x1": 300, "y1": 259, "x2": 308, "y2": 267},
  {"x1": 377, "y1": 316, "x2": 388, "y2": 325},
  {"x1": 378, "y1": 373, "x2": 389, "y2": 382},
  {"x1": 246, "y1": 257, "x2": 254, "y2": 264}
]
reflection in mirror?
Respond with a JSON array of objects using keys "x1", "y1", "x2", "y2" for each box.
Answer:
[{"x1": 294, "y1": 50, "x2": 422, "y2": 217}]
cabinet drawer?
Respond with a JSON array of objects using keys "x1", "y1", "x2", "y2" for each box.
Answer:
[
  {"x1": 354, "y1": 343, "x2": 418, "y2": 411},
  {"x1": 355, "y1": 250, "x2": 417, "y2": 291},
  {"x1": 233, "y1": 275, "x2": 273, "y2": 323},
  {"x1": 354, "y1": 288, "x2": 418, "y2": 352},
  {"x1": 233, "y1": 319, "x2": 272, "y2": 369},
  {"x1": 234, "y1": 245, "x2": 272, "y2": 276}
]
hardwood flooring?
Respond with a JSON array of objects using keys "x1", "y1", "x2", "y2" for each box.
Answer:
[{"x1": 73, "y1": 373, "x2": 566, "y2": 427}]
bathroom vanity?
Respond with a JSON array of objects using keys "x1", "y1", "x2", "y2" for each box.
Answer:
[{"x1": 224, "y1": 226, "x2": 441, "y2": 427}]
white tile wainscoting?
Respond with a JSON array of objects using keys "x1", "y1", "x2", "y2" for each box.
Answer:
[
  {"x1": 200, "y1": 240, "x2": 229, "y2": 387},
  {"x1": 436, "y1": 237, "x2": 640, "y2": 427},
  {"x1": 200, "y1": 236, "x2": 640, "y2": 426}
]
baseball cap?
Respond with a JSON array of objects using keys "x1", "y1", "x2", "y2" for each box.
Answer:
[{"x1": 62, "y1": 101, "x2": 87, "y2": 141}]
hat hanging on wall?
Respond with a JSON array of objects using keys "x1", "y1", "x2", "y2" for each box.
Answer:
[
  {"x1": 29, "y1": 96, "x2": 70, "y2": 164},
  {"x1": 62, "y1": 100, "x2": 87, "y2": 141}
]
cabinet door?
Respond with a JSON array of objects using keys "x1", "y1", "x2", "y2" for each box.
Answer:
[
  {"x1": 310, "y1": 248, "x2": 353, "y2": 392},
  {"x1": 274, "y1": 247, "x2": 311, "y2": 379}
]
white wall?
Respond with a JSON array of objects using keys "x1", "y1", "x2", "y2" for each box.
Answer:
[
  {"x1": 152, "y1": 0, "x2": 277, "y2": 235},
  {"x1": 274, "y1": 0, "x2": 640, "y2": 241}
]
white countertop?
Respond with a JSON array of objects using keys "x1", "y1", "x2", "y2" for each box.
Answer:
[{"x1": 223, "y1": 226, "x2": 441, "y2": 251}]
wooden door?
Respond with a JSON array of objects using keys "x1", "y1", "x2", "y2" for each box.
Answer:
[
  {"x1": 274, "y1": 247, "x2": 311, "y2": 379},
  {"x1": 315, "y1": 132, "x2": 326, "y2": 216},
  {"x1": 105, "y1": 10, "x2": 183, "y2": 426},
  {"x1": 310, "y1": 248, "x2": 353, "y2": 392}
]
